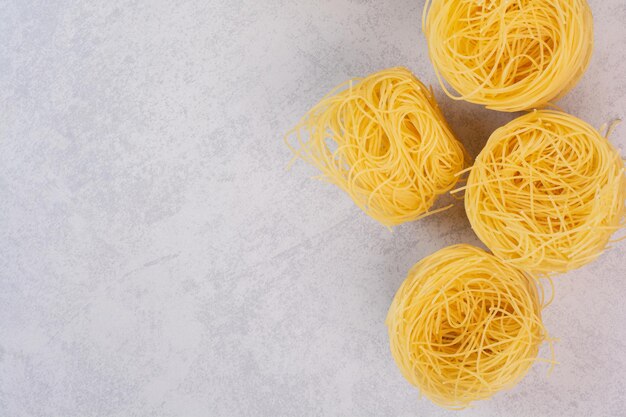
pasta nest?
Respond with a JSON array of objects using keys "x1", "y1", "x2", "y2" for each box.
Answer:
[
  {"x1": 286, "y1": 67, "x2": 467, "y2": 226},
  {"x1": 387, "y1": 244, "x2": 550, "y2": 409},
  {"x1": 461, "y1": 110, "x2": 626, "y2": 274},
  {"x1": 423, "y1": 0, "x2": 594, "y2": 111}
]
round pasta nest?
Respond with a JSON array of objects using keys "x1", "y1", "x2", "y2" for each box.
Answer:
[
  {"x1": 285, "y1": 67, "x2": 467, "y2": 227},
  {"x1": 386, "y1": 244, "x2": 550, "y2": 409},
  {"x1": 423, "y1": 0, "x2": 594, "y2": 112},
  {"x1": 461, "y1": 110, "x2": 626, "y2": 274}
]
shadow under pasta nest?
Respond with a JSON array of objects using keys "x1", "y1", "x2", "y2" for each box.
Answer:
[
  {"x1": 382, "y1": 196, "x2": 483, "y2": 290},
  {"x1": 434, "y1": 90, "x2": 521, "y2": 158}
]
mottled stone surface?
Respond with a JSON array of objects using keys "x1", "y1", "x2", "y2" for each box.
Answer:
[{"x1": 1, "y1": 1, "x2": 625, "y2": 416}]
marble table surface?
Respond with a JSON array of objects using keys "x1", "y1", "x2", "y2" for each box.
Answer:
[{"x1": 1, "y1": 1, "x2": 625, "y2": 416}]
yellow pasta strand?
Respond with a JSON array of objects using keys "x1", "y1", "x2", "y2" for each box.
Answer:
[
  {"x1": 285, "y1": 67, "x2": 467, "y2": 227},
  {"x1": 423, "y1": 0, "x2": 594, "y2": 112},
  {"x1": 459, "y1": 110, "x2": 626, "y2": 275},
  {"x1": 387, "y1": 244, "x2": 551, "y2": 409}
]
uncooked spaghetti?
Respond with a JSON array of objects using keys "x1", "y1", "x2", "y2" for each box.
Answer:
[
  {"x1": 285, "y1": 67, "x2": 467, "y2": 227},
  {"x1": 458, "y1": 110, "x2": 626, "y2": 275},
  {"x1": 386, "y1": 244, "x2": 551, "y2": 409},
  {"x1": 423, "y1": 0, "x2": 594, "y2": 112}
]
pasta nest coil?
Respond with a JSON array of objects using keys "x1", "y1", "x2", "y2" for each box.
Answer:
[
  {"x1": 423, "y1": 0, "x2": 594, "y2": 111},
  {"x1": 386, "y1": 244, "x2": 551, "y2": 409},
  {"x1": 286, "y1": 67, "x2": 467, "y2": 226},
  {"x1": 460, "y1": 110, "x2": 626, "y2": 275}
]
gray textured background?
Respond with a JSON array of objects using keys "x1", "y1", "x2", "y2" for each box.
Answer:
[{"x1": 1, "y1": 1, "x2": 625, "y2": 416}]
